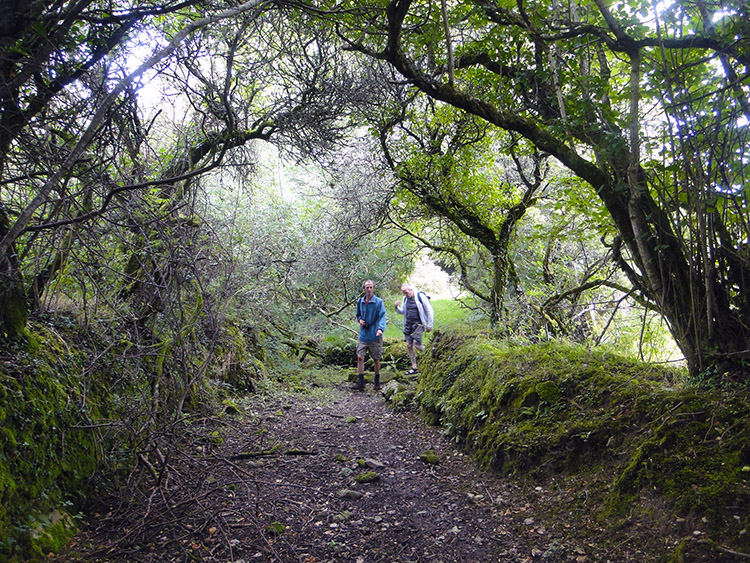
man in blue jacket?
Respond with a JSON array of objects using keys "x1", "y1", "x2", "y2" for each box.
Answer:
[{"x1": 354, "y1": 279, "x2": 387, "y2": 390}]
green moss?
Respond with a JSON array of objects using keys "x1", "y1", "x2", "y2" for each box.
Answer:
[
  {"x1": 0, "y1": 310, "x2": 267, "y2": 560},
  {"x1": 333, "y1": 510, "x2": 353, "y2": 522},
  {"x1": 0, "y1": 269, "x2": 28, "y2": 339},
  {"x1": 211, "y1": 323, "x2": 265, "y2": 392},
  {"x1": 388, "y1": 383, "x2": 415, "y2": 412},
  {"x1": 602, "y1": 393, "x2": 750, "y2": 538},
  {"x1": 535, "y1": 380, "x2": 562, "y2": 404},
  {"x1": 354, "y1": 471, "x2": 379, "y2": 483},
  {"x1": 0, "y1": 318, "x2": 132, "y2": 560},
  {"x1": 221, "y1": 399, "x2": 240, "y2": 415},
  {"x1": 419, "y1": 449, "x2": 439, "y2": 464},
  {"x1": 414, "y1": 331, "x2": 750, "y2": 553},
  {"x1": 30, "y1": 509, "x2": 78, "y2": 557},
  {"x1": 319, "y1": 329, "x2": 357, "y2": 367},
  {"x1": 265, "y1": 522, "x2": 285, "y2": 536},
  {"x1": 382, "y1": 341, "x2": 411, "y2": 370},
  {"x1": 0, "y1": 324, "x2": 101, "y2": 561}
]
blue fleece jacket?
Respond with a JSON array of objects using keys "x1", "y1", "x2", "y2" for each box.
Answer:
[{"x1": 356, "y1": 295, "x2": 387, "y2": 343}]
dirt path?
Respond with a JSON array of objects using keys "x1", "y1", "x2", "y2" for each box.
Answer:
[{"x1": 53, "y1": 379, "x2": 591, "y2": 562}]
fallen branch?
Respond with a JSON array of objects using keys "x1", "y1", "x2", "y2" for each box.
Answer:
[{"x1": 231, "y1": 445, "x2": 282, "y2": 459}]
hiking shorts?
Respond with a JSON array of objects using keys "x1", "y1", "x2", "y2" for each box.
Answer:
[
  {"x1": 357, "y1": 338, "x2": 384, "y2": 360},
  {"x1": 404, "y1": 324, "x2": 424, "y2": 347}
]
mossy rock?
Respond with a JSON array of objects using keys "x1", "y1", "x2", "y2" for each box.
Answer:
[
  {"x1": 333, "y1": 510, "x2": 354, "y2": 522},
  {"x1": 30, "y1": 509, "x2": 78, "y2": 557},
  {"x1": 382, "y1": 341, "x2": 411, "y2": 370},
  {"x1": 354, "y1": 471, "x2": 379, "y2": 483},
  {"x1": 0, "y1": 223, "x2": 27, "y2": 338},
  {"x1": 535, "y1": 380, "x2": 562, "y2": 404},
  {"x1": 212, "y1": 323, "x2": 263, "y2": 392},
  {"x1": 391, "y1": 388, "x2": 416, "y2": 411},
  {"x1": 382, "y1": 380, "x2": 416, "y2": 412},
  {"x1": 319, "y1": 329, "x2": 357, "y2": 367},
  {"x1": 419, "y1": 450, "x2": 439, "y2": 465},
  {"x1": 0, "y1": 313, "x2": 263, "y2": 560},
  {"x1": 221, "y1": 399, "x2": 240, "y2": 415},
  {"x1": 0, "y1": 324, "x2": 102, "y2": 561}
]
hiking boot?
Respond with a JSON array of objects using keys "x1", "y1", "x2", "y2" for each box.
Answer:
[
  {"x1": 373, "y1": 374, "x2": 381, "y2": 391},
  {"x1": 350, "y1": 373, "x2": 365, "y2": 391}
]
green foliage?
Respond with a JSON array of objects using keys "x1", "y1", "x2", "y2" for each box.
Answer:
[
  {"x1": 319, "y1": 329, "x2": 357, "y2": 367},
  {"x1": 323, "y1": 0, "x2": 750, "y2": 378}
]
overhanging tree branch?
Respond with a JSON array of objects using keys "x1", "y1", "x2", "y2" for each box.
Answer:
[
  {"x1": 387, "y1": 212, "x2": 491, "y2": 303},
  {"x1": 22, "y1": 124, "x2": 277, "y2": 234},
  {"x1": 0, "y1": 0, "x2": 272, "y2": 259}
]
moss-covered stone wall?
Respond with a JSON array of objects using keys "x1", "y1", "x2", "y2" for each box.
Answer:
[
  {"x1": 0, "y1": 326, "x2": 98, "y2": 560},
  {"x1": 0, "y1": 315, "x2": 263, "y2": 561},
  {"x1": 417, "y1": 330, "x2": 750, "y2": 555}
]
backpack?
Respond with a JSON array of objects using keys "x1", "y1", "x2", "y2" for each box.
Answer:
[{"x1": 417, "y1": 291, "x2": 431, "y2": 304}]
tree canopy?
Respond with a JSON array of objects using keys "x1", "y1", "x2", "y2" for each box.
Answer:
[{"x1": 301, "y1": 0, "x2": 750, "y2": 378}]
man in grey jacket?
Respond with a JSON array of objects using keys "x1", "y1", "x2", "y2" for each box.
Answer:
[{"x1": 394, "y1": 283, "x2": 434, "y2": 374}]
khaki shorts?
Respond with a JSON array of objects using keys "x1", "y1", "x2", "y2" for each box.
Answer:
[
  {"x1": 405, "y1": 324, "x2": 424, "y2": 346},
  {"x1": 357, "y1": 339, "x2": 383, "y2": 360}
]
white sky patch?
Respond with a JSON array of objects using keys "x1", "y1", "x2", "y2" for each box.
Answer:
[
  {"x1": 122, "y1": 32, "x2": 171, "y2": 113},
  {"x1": 712, "y1": 8, "x2": 738, "y2": 23}
]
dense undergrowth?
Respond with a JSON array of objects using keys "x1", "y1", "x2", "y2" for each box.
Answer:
[{"x1": 414, "y1": 330, "x2": 750, "y2": 561}]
